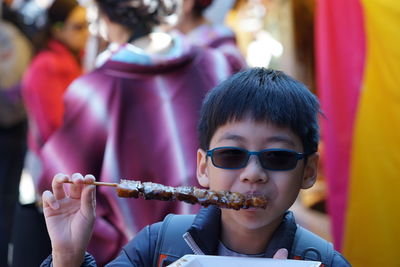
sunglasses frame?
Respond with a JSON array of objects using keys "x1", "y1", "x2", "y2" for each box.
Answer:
[{"x1": 206, "y1": 146, "x2": 307, "y2": 171}]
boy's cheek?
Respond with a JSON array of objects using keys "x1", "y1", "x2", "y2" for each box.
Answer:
[
  {"x1": 208, "y1": 172, "x2": 239, "y2": 191},
  {"x1": 197, "y1": 175, "x2": 210, "y2": 187}
]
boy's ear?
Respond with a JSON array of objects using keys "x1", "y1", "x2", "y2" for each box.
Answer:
[
  {"x1": 301, "y1": 152, "x2": 319, "y2": 189},
  {"x1": 196, "y1": 148, "x2": 210, "y2": 187}
]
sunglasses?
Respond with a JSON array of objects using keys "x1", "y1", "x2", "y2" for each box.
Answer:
[{"x1": 206, "y1": 147, "x2": 309, "y2": 171}]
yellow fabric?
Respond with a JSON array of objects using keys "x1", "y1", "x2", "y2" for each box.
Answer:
[{"x1": 343, "y1": 0, "x2": 400, "y2": 266}]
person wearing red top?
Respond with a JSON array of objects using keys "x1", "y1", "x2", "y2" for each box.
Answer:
[{"x1": 22, "y1": 0, "x2": 88, "y2": 154}]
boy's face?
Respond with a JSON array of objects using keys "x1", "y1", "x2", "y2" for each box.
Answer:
[{"x1": 196, "y1": 118, "x2": 318, "y2": 232}]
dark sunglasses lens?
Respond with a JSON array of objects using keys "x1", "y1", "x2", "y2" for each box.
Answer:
[
  {"x1": 260, "y1": 150, "x2": 298, "y2": 170},
  {"x1": 212, "y1": 148, "x2": 248, "y2": 168}
]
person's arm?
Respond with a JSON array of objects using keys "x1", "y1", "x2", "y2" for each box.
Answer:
[
  {"x1": 40, "y1": 252, "x2": 97, "y2": 267},
  {"x1": 42, "y1": 173, "x2": 96, "y2": 267},
  {"x1": 0, "y1": 85, "x2": 26, "y2": 127},
  {"x1": 40, "y1": 221, "x2": 161, "y2": 267}
]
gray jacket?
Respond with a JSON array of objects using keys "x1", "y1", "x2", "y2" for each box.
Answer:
[{"x1": 41, "y1": 206, "x2": 351, "y2": 267}]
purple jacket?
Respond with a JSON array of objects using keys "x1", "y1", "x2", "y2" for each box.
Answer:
[
  {"x1": 38, "y1": 35, "x2": 233, "y2": 265},
  {"x1": 186, "y1": 24, "x2": 247, "y2": 73}
]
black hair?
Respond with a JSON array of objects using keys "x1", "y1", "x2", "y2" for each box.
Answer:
[
  {"x1": 95, "y1": 0, "x2": 177, "y2": 41},
  {"x1": 197, "y1": 68, "x2": 321, "y2": 154},
  {"x1": 193, "y1": 0, "x2": 213, "y2": 16},
  {"x1": 47, "y1": 0, "x2": 79, "y2": 25},
  {"x1": 33, "y1": 0, "x2": 79, "y2": 52}
]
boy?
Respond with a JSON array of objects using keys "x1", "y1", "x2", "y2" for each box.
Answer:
[{"x1": 41, "y1": 68, "x2": 351, "y2": 266}]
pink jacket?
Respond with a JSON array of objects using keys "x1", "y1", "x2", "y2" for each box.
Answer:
[{"x1": 22, "y1": 39, "x2": 82, "y2": 153}]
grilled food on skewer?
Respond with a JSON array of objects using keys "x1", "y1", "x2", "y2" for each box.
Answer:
[{"x1": 66, "y1": 179, "x2": 267, "y2": 210}]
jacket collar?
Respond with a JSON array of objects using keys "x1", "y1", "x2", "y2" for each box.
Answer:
[
  {"x1": 96, "y1": 31, "x2": 195, "y2": 70},
  {"x1": 187, "y1": 206, "x2": 221, "y2": 255},
  {"x1": 47, "y1": 39, "x2": 82, "y2": 66},
  {"x1": 264, "y1": 211, "x2": 297, "y2": 257},
  {"x1": 186, "y1": 206, "x2": 297, "y2": 257}
]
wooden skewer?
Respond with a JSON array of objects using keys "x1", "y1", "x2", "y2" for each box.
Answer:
[{"x1": 64, "y1": 180, "x2": 118, "y2": 187}]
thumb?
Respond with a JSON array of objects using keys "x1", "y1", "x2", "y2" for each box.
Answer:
[{"x1": 273, "y1": 248, "x2": 288, "y2": 259}]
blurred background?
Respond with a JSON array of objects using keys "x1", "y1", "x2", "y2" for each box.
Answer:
[{"x1": 1, "y1": 0, "x2": 399, "y2": 266}]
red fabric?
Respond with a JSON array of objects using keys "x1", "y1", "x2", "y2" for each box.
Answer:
[
  {"x1": 22, "y1": 39, "x2": 82, "y2": 154},
  {"x1": 315, "y1": 0, "x2": 366, "y2": 249}
]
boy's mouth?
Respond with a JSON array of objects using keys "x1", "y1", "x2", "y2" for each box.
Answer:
[
  {"x1": 241, "y1": 191, "x2": 269, "y2": 209},
  {"x1": 244, "y1": 191, "x2": 268, "y2": 199}
]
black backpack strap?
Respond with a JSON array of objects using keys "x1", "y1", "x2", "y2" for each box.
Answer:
[
  {"x1": 153, "y1": 214, "x2": 196, "y2": 267},
  {"x1": 291, "y1": 225, "x2": 334, "y2": 267}
]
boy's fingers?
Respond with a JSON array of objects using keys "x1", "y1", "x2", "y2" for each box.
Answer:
[
  {"x1": 69, "y1": 173, "x2": 85, "y2": 199},
  {"x1": 84, "y1": 174, "x2": 95, "y2": 184},
  {"x1": 42, "y1": 190, "x2": 60, "y2": 210},
  {"x1": 52, "y1": 173, "x2": 69, "y2": 200},
  {"x1": 81, "y1": 183, "x2": 96, "y2": 220},
  {"x1": 81, "y1": 175, "x2": 96, "y2": 218},
  {"x1": 273, "y1": 248, "x2": 288, "y2": 259}
]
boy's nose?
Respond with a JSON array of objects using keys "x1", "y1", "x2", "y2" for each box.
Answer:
[{"x1": 239, "y1": 155, "x2": 268, "y2": 184}]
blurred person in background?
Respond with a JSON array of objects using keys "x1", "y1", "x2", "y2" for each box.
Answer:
[
  {"x1": 175, "y1": 0, "x2": 246, "y2": 73},
  {"x1": 3, "y1": 1, "x2": 87, "y2": 266},
  {"x1": 21, "y1": 0, "x2": 88, "y2": 161},
  {"x1": 0, "y1": 0, "x2": 33, "y2": 265},
  {"x1": 37, "y1": 0, "x2": 233, "y2": 265}
]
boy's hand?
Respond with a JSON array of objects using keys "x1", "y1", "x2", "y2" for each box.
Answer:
[
  {"x1": 273, "y1": 248, "x2": 288, "y2": 259},
  {"x1": 42, "y1": 173, "x2": 96, "y2": 267}
]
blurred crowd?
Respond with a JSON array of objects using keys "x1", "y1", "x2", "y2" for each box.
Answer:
[{"x1": 0, "y1": 0, "x2": 328, "y2": 266}]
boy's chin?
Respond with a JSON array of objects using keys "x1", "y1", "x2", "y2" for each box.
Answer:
[{"x1": 223, "y1": 208, "x2": 271, "y2": 226}]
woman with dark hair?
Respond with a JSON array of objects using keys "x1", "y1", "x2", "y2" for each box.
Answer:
[
  {"x1": 22, "y1": 0, "x2": 88, "y2": 155},
  {"x1": 175, "y1": 0, "x2": 246, "y2": 73},
  {"x1": 37, "y1": 0, "x2": 233, "y2": 264}
]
